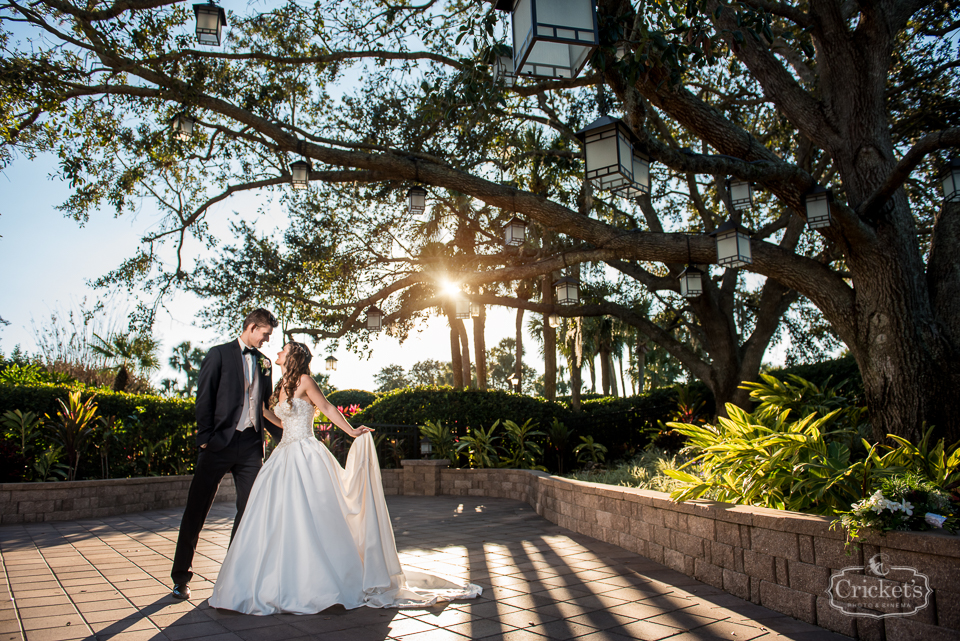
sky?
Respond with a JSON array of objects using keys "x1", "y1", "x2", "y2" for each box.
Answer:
[{"x1": 0, "y1": 150, "x2": 544, "y2": 391}]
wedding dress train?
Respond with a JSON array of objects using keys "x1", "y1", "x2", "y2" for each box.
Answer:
[{"x1": 208, "y1": 397, "x2": 481, "y2": 614}]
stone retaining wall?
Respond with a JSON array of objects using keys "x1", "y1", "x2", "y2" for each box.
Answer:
[
  {"x1": 0, "y1": 475, "x2": 236, "y2": 524},
  {"x1": 400, "y1": 460, "x2": 960, "y2": 641}
]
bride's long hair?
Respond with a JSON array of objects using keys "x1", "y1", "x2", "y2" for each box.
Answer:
[{"x1": 271, "y1": 341, "x2": 313, "y2": 408}]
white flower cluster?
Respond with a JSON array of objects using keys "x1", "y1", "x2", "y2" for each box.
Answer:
[{"x1": 853, "y1": 490, "x2": 914, "y2": 516}]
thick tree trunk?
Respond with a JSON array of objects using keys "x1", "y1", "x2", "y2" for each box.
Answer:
[
  {"x1": 846, "y1": 214, "x2": 960, "y2": 443},
  {"x1": 542, "y1": 273, "x2": 557, "y2": 401},
  {"x1": 473, "y1": 306, "x2": 487, "y2": 390}
]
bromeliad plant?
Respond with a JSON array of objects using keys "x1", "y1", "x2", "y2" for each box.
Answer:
[{"x1": 47, "y1": 390, "x2": 98, "y2": 482}]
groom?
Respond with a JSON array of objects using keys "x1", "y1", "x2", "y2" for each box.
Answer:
[{"x1": 170, "y1": 308, "x2": 283, "y2": 599}]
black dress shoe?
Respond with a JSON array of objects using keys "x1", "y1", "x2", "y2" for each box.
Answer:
[{"x1": 172, "y1": 583, "x2": 191, "y2": 600}]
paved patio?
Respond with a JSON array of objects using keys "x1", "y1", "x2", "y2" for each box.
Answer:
[{"x1": 0, "y1": 495, "x2": 851, "y2": 641}]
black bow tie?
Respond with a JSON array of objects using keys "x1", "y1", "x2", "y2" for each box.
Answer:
[{"x1": 243, "y1": 347, "x2": 255, "y2": 355}]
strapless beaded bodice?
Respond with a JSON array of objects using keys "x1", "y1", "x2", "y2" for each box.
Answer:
[{"x1": 273, "y1": 397, "x2": 317, "y2": 450}]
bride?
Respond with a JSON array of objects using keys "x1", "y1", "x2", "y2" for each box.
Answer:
[{"x1": 208, "y1": 341, "x2": 481, "y2": 615}]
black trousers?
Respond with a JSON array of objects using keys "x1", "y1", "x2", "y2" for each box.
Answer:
[{"x1": 171, "y1": 428, "x2": 262, "y2": 585}]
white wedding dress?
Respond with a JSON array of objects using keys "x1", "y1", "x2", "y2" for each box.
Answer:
[{"x1": 208, "y1": 397, "x2": 481, "y2": 615}]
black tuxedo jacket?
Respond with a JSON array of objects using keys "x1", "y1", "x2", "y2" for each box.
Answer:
[{"x1": 195, "y1": 340, "x2": 283, "y2": 452}]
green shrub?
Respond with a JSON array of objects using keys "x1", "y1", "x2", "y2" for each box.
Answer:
[
  {"x1": 665, "y1": 374, "x2": 960, "y2": 525},
  {"x1": 326, "y1": 389, "x2": 378, "y2": 409},
  {"x1": 0, "y1": 383, "x2": 196, "y2": 480},
  {"x1": 572, "y1": 388, "x2": 682, "y2": 459},
  {"x1": 354, "y1": 386, "x2": 568, "y2": 432}
]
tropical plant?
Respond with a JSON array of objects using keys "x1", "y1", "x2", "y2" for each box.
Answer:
[
  {"x1": 1, "y1": 409, "x2": 43, "y2": 460},
  {"x1": 138, "y1": 436, "x2": 171, "y2": 476},
  {"x1": 574, "y1": 436, "x2": 608, "y2": 466},
  {"x1": 500, "y1": 419, "x2": 546, "y2": 471},
  {"x1": 33, "y1": 446, "x2": 69, "y2": 481},
  {"x1": 419, "y1": 420, "x2": 458, "y2": 465},
  {"x1": 664, "y1": 402, "x2": 877, "y2": 514},
  {"x1": 47, "y1": 391, "x2": 99, "y2": 481},
  {"x1": 878, "y1": 428, "x2": 960, "y2": 490},
  {"x1": 457, "y1": 422, "x2": 501, "y2": 469},
  {"x1": 546, "y1": 418, "x2": 574, "y2": 475}
]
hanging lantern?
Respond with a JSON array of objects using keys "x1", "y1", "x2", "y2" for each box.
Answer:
[
  {"x1": 726, "y1": 178, "x2": 754, "y2": 211},
  {"x1": 548, "y1": 313, "x2": 561, "y2": 328},
  {"x1": 678, "y1": 266, "x2": 704, "y2": 298},
  {"x1": 615, "y1": 42, "x2": 628, "y2": 60},
  {"x1": 325, "y1": 356, "x2": 338, "y2": 372},
  {"x1": 940, "y1": 158, "x2": 960, "y2": 203},
  {"x1": 493, "y1": 48, "x2": 517, "y2": 87},
  {"x1": 804, "y1": 185, "x2": 833, "y2": 230},
  {"x1": 365, "y1": 306, "x2": 383, "y2": 331},
  {"x1": 290, "y1": 160, "x2": 311, "y2": 190},
  {"x1": 455, "y1": 297, "x2": 471, "y2": 319},
  {"x1": 575, "y1": 116, "x2": 650, "y2": 198},
  {"x1": 193, "y1": 1, "x2": 227, "y2": 46},
  {"x1": 407, "y1": 187, "x2": 427, "y2": 215},
  {"x1": 470, "y1": 303, "x2": 482, "y2": 317},
  {"x1": 503, "y1": 216, "x2": 527, "y2": 247},
  {"x1": 554, "y1": 276, "x2": 580, "y2": 306},
  {"x1": 491, "y1": 0, "x2": 599, "y2": 79},
  {"x1": 709, "y1": 220, "x2": 752, "y2": 268},
  {"x1": 170, "y1": 113, "x2": 195, "y2": 141}
]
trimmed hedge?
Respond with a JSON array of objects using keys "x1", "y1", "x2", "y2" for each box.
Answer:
[
  {"x1": 769, "y1": 354, "x2": 862, "y2": 396},
  {"x1": 326, "y1": 388, "x2": 378, "y2": 409},
  {"x1": 0, "y1": 383, "x2": 197, "y2": 480},
  {"x1": 352, "y1": 385, "x2": 687, "y2": 464}
]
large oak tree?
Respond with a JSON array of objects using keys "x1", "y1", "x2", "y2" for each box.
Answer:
[{"x1": 2, "y1": 0, "x2": 958, "y2": 442}]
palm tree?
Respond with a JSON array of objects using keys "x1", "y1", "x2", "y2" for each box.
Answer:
[
  {"x1": 91, "y1": 332, "x2": 160, "y2": 392},
  {"x1": 168, "y1": 341, "x2": 205, "y2": 396}
]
